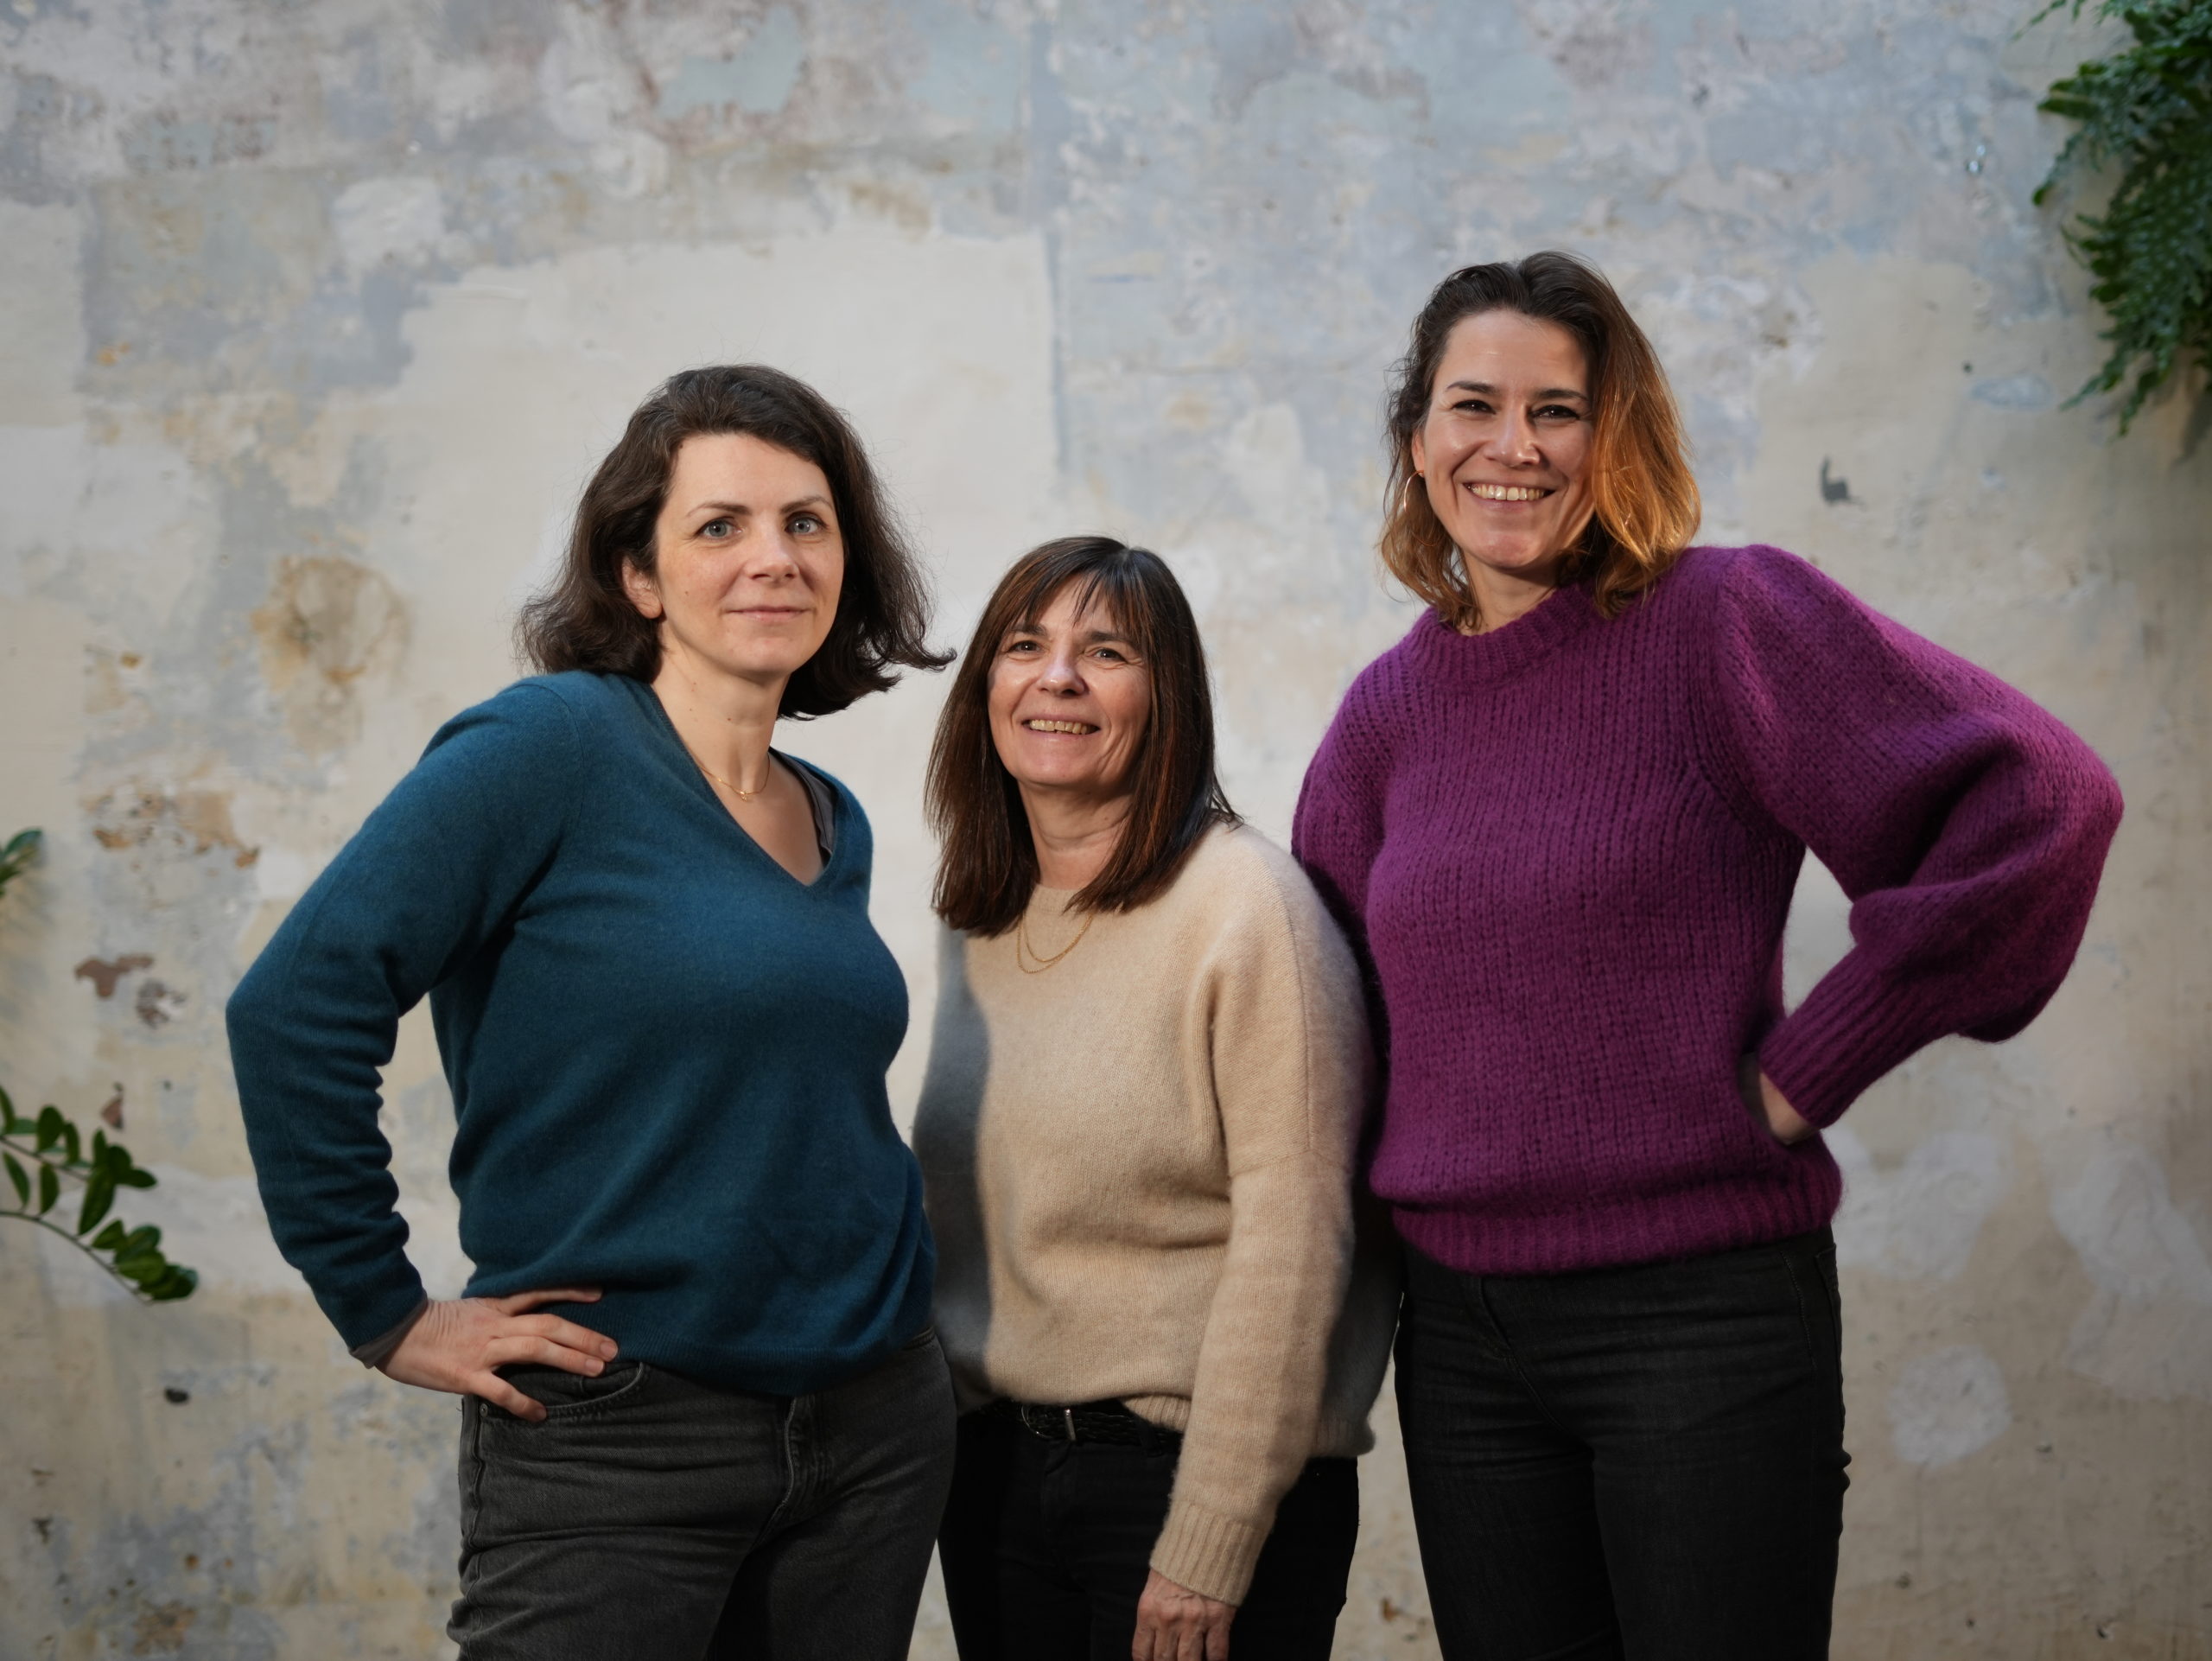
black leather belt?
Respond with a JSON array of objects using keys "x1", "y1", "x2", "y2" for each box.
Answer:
[{"x1": 996, "y1": 1397, "x2": 1179, "y2": 1448}]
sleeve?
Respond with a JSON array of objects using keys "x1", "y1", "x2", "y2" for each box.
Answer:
[
  {"x1": 224, "y1": 681, "x2": 588, "y2": 1350},
  {"x1": 1695, "y1": 548, "x2": 2125, "y2": 1129},
  {"x1": 1147, "y1": 852, "x2": 1372, "y2": 1606},
  {"x1": 1290, "y1": 667, "x2": 1395, "y2": 1050}
]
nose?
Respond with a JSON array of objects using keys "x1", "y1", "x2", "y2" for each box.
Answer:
[
  {"x1": 1486, "y1": 406, "x2": 1542, "y2": 467},
  {"x1": 1035, "y1": 643, "x2": 1086, "y2": 693},
  {"x1": 745, "y1": 529, "x2": 803, "y2": 580}
]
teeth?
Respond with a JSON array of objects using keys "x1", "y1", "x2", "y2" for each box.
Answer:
[
  {"x1": 1024, "y1": 719, "x2": 1096, "y2": 735},
  {"x1": 1469, "y1": 483, "x2": 1549, "y2": 501}
]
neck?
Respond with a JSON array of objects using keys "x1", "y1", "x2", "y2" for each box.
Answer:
[
  {"x1": 1020, "y1": 786, "x2": 1133, "y2": 892},
  {"x1": 1463, "y1": 554, "x2": 1566, "y2": 634},
  {"x1": 650, "y1": 637, "x2": 786, "y2": 791}
]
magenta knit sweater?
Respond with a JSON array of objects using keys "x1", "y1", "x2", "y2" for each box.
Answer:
[{"x1": 1292, "y1": 544, "x2": 2123, "y2": 1276}]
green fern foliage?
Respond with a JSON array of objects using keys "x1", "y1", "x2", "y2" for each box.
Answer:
[{"x1": 2034, "y1": 0, "x2": 2212, "y2": 431}]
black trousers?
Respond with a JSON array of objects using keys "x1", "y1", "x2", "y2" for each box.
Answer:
[
  {"x1": 1396, "y1": 1229, "x2": 1850, "y2": 1661},
  {"x1": 938, "y1": 1405, "x2": 1359, "y2": 1661},
  {"x1": 448, "y1": 1331, "x2": 956, "y2": 1660}
]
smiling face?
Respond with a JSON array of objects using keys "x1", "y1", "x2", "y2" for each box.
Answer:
[
  {"x1": 1410, "y1": 309, "x2": 1598, "y2": 601},
  {"x1": 986, "y1": 582, "x2": 1153, "y2": 813},
  {"x1": 620, "y1": 432, "x2": 844, "y2": 691}
]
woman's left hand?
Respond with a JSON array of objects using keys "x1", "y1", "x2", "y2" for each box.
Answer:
[
  {"x1": 1742, "y1": 1060, "x2": 1815, "y2": 1145},
  {"x1": 1133, "y1": 1569, "x2": 1236, "y2": 1661}
]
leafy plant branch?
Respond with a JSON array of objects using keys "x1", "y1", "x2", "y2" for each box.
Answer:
[
  {"x1": 0, "y1": 828, "x2": 39, "y2": 900},
  {"x1": 2032, "y1": 0, "x2": 2212, "y2": 431},
  {"x1": 1, "y1": 1086, "x2": 198, "y2": 1301},
  {"x1": 0, "y1": 828, "x2": 197, "y2": 1302}
]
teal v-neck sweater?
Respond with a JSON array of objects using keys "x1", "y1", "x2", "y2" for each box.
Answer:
[{"x1": 226, "y1": 671, "x2": 932, "y2": 1395}]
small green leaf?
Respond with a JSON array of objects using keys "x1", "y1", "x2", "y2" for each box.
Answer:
[
  {"x1": 118, "y1": 1167, "x2": 157, "y2": 1190},
  {"x1": 60, "y1": 1121, "x2": 80, "y2": 1166},
  {"x1": 114, "y1": 1225, "x2": 162, "y2": 1260},
  {"x1": 92, "y1": 1130, "x2": 108, "y2": 1164},
  {"x1": 77, "y1": 1173, "x2": 117, "y2": 1237},
  {"x1": 0, "y1": 1084, "x2": 16, "y2": 1130},
  {"x1": 36, "y1": 1164, "x2": 60, "y2": 1216},
  {"x1": 35, "y1": 1106, "x2": 63, "y2": 1155},
  {"x1": 146, "y1": 1266, "x2": 198, "y2": 1302},
  {"x1": 92, "y1": 1221, "x2": 128, "y2": 1251},
  {"x1": 3, "y1": 1153, "x2": 27, "y2": 1207}
]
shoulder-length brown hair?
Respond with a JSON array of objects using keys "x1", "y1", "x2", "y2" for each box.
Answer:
[
  {"x1": 926, "y1": 538, "x2": 1237, "y2": 936},
  {"x1": 1381, "y1": 251, "x2": 1701, "y2": 632},
  {"x1": 517, "y1": 364, "x2": 949, "y2": 717}
]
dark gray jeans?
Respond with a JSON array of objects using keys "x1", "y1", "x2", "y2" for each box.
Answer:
[{"x1": 449, "y1": 1327, "x2": 956, "y2": 1661}]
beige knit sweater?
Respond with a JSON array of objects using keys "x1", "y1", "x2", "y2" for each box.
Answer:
[{"x1": 912, "y1": 824, "x2": 1401, "y2": 1605}]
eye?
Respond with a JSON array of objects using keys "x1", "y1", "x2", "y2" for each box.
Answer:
[
  {"x1": 1535, "y1": 404, "x2": 1584, "y2": 422},
  {"x1": 1090, "y1": 645, "x2": 1131, "y2": 664},
  {"x1": 790, "y1": 512, "x2": 826, "y2": 535},
  {"x1": 1452, "y1": 397, "x2": 1495, "y2": 416},
  {"x1": 700, "y1": 518, "x2": 734, "y2": 539},
  {"x1": 1001, "y1": 637, "x2": 1042, "y2": 655}
]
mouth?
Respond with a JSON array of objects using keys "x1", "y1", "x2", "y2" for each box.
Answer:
[
  {"x1": 1021, "y1": 718, "x2": 1097, "y2": 735},
  {"x1": 1462, "y1": 481, "x2": 1554, "y2": 503}
]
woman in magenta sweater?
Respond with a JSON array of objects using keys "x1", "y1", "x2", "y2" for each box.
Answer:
[{"x1": 1292, "y1": 252, "x2": 2122, "y2": 1661}]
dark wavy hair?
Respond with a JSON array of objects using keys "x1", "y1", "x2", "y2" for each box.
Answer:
[
  {"x1": 1381, "y1": 251, "x2": 1701, "y2": 632},
  {"x1": 926, "y1": 538, "x2": 1237, "y2": 936},
  {"x1": 517, "y1": 364, "x2": 949, "y2": 716}
]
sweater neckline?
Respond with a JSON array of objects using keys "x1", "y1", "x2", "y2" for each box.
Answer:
[{"x1": 1407, "y1": 582, "x2": 1600, "y2": 684}]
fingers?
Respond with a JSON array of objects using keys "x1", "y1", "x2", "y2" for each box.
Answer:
[
  {"x1": 490, "y1": 1287, "x2": 602, "y2": 1315},
  {"x1": 505, "y1": 1314, "x2": 620, "y2": 1358},
  {"x1": 1206, "y1": 1614, "x2": 1232, "y2": 1661},
  {"x1": 481, "y1": 1334, "x2": 609, "y2": 1374},
  {"x1": 472, "y1": 1372, "x2": 548, "y2": 1422}
]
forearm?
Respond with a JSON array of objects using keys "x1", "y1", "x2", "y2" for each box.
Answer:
[{"x1": 1150, "y1": 1155, "x2": 1352, "y2": 1604}]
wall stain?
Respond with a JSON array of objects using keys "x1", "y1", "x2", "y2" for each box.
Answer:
[
  {"x1": 88, "y1": 789, "x2": 260, "y2": 869},
  {"x1": 76, "y1": 954, "x2": 155, "y2": 997},
  {"x1": 249, "y1": 554, "x2": 408, "y2": 754}
]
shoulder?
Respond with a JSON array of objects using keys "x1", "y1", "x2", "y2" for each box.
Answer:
[
  {"x1": 1653, "y1": 542, "x2": 1860, "y2": 618},
  {"x1": 1337, "y1": 617, "x2": 1432, "y2": 712},
  {"x1": 428, "y1": 671, "x2": 632, "y2": 750},
  {"x1": 1174, "y1": 826, "x2": 1349, "y2": 955}
]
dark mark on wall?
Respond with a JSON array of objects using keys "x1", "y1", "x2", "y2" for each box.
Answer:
[
  {"x1": 74, "y1": 956, "x2": 153, "y2": 998},
  {"x1": 1820, "y1": 458, "x2": 1853, "y2": 505},
  {"x1": 163, "y1": 1388, "x2": 190, "y2": 1404},
  {"x1": 135, "y1": 980, "x2": 186, "y2": 1028},
  {"x1": 100, "y1": 1086, "x2": 124, "y2": 1130}
]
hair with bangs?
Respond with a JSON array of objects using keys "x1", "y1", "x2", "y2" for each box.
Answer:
[
  {"x1": 517, "y1": 363, "x2": 949, "y2": 717},
  {"x1": 1380, "y1": 251, "x2": 1702, "y2": 632},
  {"x1": 927, "y1": 537, "x2": 1237, "y2": 936}
]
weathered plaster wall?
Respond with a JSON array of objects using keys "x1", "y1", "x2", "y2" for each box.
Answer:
[{"x1": 2, "y1": 2, "x2": 2205, "y2": 1657}]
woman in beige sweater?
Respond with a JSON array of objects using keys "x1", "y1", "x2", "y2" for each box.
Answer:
[{"x1": 913, "y1": 537, "x2": 1398, "y2": 1661}]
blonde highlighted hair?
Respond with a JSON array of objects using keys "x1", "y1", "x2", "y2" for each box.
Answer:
[{"x1": 1380, "y1": 251, "x2": 1701, "y2": 631}]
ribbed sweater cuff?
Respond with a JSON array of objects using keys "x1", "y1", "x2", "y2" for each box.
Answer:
[
  {"x1": 1760, "y1": 958, "x2": 1934, "y2": 1129},
  {"x1": 1151, "y1": 1499, "x2": 1270, "y2": 1607}
]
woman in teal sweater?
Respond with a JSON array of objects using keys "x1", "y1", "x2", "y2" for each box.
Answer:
[{"x1": 226, "y1": 366, "x2": 953, "y2": 1660}]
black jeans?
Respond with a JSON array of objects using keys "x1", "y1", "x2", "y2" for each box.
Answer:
[
  {"x1": 938, "y1": 1405, "x2": 1359, "y2": 1661},
  {"x1": 1396, "y1": 1230, "x2": 1849, "y2": 1661},
  {"x1": 448, "y1": 1328, "x2": 956, "y2": 1660}
]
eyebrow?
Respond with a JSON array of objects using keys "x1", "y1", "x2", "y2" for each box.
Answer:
[
  {"x1": 688, "y1": 494, "x2": 832, "y2": 518},
  {"x1": 1446, "y1": 380, "x2": 1588, "y2": 401},
  {"x1": 1005, "y1": 621, "x2": 1138, "y2": 647}
]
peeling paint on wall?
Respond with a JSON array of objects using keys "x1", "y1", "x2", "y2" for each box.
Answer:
[{"x1": 2, "y1": 2, "x2": 2207, "y2": 1658}]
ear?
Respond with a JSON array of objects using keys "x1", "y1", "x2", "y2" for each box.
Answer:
[
  {"x1": 620, "y1": 557, "x2": 664, "y2": 621},
  {"x1": 1408, "y1": 428, "x2": 1428, "y2": 480}
]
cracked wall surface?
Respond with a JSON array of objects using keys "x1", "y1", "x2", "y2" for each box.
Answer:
[{"x1": 2, "y1": 2, "x2": 2207, "y2": 1657}]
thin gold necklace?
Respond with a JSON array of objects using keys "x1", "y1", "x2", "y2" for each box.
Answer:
[
  {"x1": 1015, "y1": 904, "x2": 1094, "y2": 973},
  {"x1": 679, "y1": 741, "x2": 770, "y2": 802}
]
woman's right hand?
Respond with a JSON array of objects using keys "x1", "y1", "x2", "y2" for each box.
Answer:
[{"x1": 378, "y1": 1289, "x2": 618, "y2": 1421}]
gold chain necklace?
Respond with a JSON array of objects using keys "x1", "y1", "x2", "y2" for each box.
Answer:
[
  {"x1": 679, "y1": 741, "x2": 769, "y2": 802},
  {"x1": 1014, "y1": 904, "x2": 1094, "y2": 973}
]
